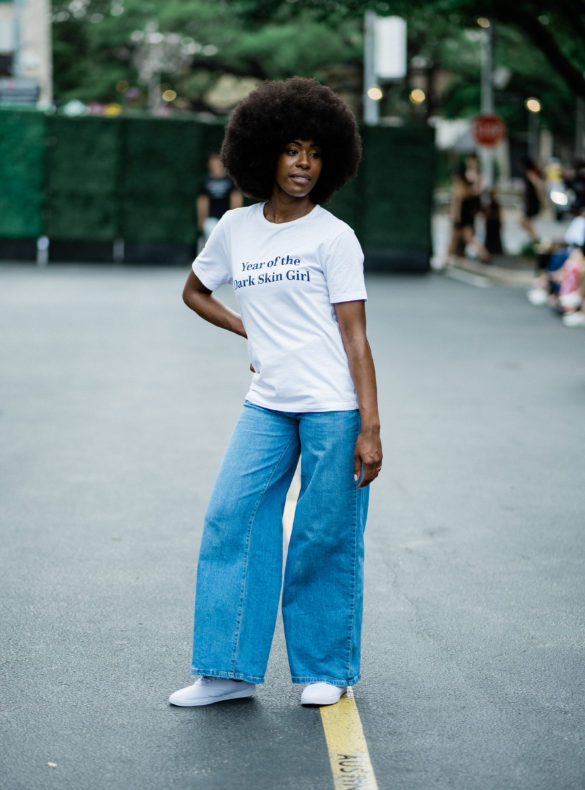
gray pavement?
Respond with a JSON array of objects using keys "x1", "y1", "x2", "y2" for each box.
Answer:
[{"x1": 1, "y1": 264, "x2": 585, "y2": 790}]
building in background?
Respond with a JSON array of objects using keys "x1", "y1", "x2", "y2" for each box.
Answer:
[{"x1": 0, "y1": 0, "x2": 52, "y2": 105}]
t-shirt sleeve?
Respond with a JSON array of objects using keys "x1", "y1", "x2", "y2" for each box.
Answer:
[
  {"x1": 322, "y1": 228, "x2": 367, "y2": 304},
  {"x1": 197, "y1": 177, "x2": 209, "y2": 198},
  {"x1": 192, "y1": 215, "x2": 232, "y2": 291}
]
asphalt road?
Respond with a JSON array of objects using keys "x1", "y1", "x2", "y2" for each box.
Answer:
[{"x1": 1, "y1": 264, "x2": 584, "y2": 790}]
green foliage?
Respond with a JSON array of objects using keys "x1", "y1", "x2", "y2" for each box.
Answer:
[
  {"x1": 52, "y1": 0, "x2": 363, "y2": 108},
  {"x1": 232, "y1": 0, "x2": 585, "y2": 100},
  {"x1": 51, "y1": 0, "x2": 583, "y2": 155}
]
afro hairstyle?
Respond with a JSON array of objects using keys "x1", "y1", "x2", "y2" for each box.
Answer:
[{"x1": 220, "y1": 77, "x2": 362, "y2": 205}]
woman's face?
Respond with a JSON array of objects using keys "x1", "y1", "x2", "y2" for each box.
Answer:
[{"x1": 274, "y1": 139, "x2": 322, "y2": 199}]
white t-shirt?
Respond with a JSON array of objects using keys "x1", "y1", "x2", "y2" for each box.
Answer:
[{"x1": 192, "y1": 202, "x2": 367, "y2": 412}]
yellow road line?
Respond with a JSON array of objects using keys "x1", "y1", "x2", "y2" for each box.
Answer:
[
  {"x1": 320, "y1": 688, "x2": 379, "y2": 790},
  {"x1": 283, "y1": 470, "x2": 378, "y2": 789}
]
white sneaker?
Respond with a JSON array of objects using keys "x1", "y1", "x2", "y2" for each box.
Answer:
[
  {"x1": 301, "y1": 682, "x2": 346, "y2": 706},
  {"x1": 563, "y1": 311, "x2": 585, "y2": 327},
  {"x1": 169, "y1": 677, "x2": 256, "y2": 707},
  {"x1": 527, "y1": 288, "x2": 548, "y2": 306},
  {"x1": 559, "y1": 291, "x2": 582, "y2": 310}
]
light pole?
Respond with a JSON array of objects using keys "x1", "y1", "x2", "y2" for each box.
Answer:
[
  {"x1": 363, "y1": 10, "x2": 380, "y2": 125},
  {"x1": 525, "y1": 97, "x2": 541, "y2": 160},
  {"x1": 478, "y1": 17, "x2": 494, "y2": 190}
]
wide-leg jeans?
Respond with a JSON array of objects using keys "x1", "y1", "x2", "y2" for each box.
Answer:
[{"x1": 191, "y1": 401, "x2": 369, "y2": 686}]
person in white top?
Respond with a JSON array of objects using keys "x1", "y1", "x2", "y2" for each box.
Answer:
[{"x1": 170, "y1": 78, "x2": 382, "y2": 709}]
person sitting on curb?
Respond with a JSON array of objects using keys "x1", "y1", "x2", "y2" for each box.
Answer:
[
  {"x1": 527, "y1": 210, "x2": 585, "y2": 306},
  {"x1": 560, "y1": 245, "x2": 585, "y2": 327}
]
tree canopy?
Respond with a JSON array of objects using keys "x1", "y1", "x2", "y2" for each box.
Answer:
[
  {"x1": 232, "y1": 0, "x2": 585, "y2": 100},
  {"x1": 51, "y1": 0, "x2": 582, "y2": 152}
]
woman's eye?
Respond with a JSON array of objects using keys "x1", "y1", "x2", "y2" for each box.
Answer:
[{"x1": 286, "y1": 148, "x2": 298, "y2": 156}]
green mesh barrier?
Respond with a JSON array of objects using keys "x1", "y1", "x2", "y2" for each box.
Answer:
[
  {"x1": 0, "y1": 109, "x2": 46, "y2": 238},
  {"x1": 121, "y1": 117, "x2": 207, "y2": 243},
  {"x1": 45, "y1": 115, "x2": 121, "y2": 240},
  {"x1": 359, "y1": 125, "x2": 435, "y2": 252},
  {"x1": 327, "y1": 175, "x2": 360, "y2": 230},
  {"x1": 0, "y1": 112, "x2": 434, "y2": 258}
]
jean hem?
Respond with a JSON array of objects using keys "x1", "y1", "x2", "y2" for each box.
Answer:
[
  {"x1": 191, "y1": 668, "x2": 265, "y2": 684},
  {"x1": 291, "y1": 674, "x2": 361, "y2": 686}
]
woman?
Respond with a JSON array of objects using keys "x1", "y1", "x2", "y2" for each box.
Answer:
[
  {"x1": 520, "y1": 156, "x2": 544, "y2": 242},
  {"x1": 448, "y1": 159, "x2": 490, "y2": 263},
  {"x1": 170, "y1": 78, "x2": 382, "y2": 708}
]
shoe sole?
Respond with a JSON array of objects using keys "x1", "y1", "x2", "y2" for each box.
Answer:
[
  {"x1": 301, "y1": 691, "x2": 346, "y2": 707},
  {"x1": 169, "y1": 689, "x2": 256, "y2": 707}
]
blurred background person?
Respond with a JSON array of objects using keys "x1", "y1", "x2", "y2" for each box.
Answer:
[
  {"x1": 447, "y1": 158, "x2": 490, "y2": 263},
  {"x1": 520, "y1": 156, "x2": 545, "y2": 242},
  {"x1": 197, "y1": 152, "x2": 242, "y2": 252},
  {"x1": 567, "y1": 160, "x2": 585, "y2": 214}
]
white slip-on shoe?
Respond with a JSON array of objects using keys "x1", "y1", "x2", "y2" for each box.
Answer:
[
  {"x1": 301, "y1": 682, "x2": 346, "y2": 706},
  {"x1": 563, "y1": 311, "x2": 585, "y2": 327},
  {"x1": 169, "y1": 677, "x2": 256, "y2": 707},
  {"x1": 527, "y1": 288, "x2": 548, "y2": 306}
]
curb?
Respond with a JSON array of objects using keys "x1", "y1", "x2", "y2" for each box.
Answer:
[{"x1": 440, "y1": 256, "x2": 535, "y2": 288}]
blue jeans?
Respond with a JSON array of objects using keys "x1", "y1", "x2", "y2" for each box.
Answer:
[{"x1": 191, "y1": 402, "x2": 369, "y2": 686}]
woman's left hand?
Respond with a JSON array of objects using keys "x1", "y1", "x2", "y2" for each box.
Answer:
[
  {"x1": 334, "y1": 300, "x2": 383, "y2": 490},
  {"x1": 354, "y1": 428, "x2": 383, "y2": 488}
]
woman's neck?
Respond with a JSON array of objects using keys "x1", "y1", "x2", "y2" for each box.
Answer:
[{"x1": 263, "y1": 192, "x2": 316, "y2": 224}]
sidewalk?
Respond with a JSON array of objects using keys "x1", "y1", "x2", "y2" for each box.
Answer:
[
  {"x1": 444, "y1": 254, "x2": 535, "y2": 288},
  {"x1": 432, "y1": 207, "x2": 571, "y2": 288}
]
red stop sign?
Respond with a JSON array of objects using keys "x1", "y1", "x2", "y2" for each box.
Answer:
[{"x1": 473, "y1": 113, "x2": 506, "y2": 147}]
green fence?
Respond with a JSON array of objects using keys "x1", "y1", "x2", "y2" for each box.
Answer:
[
  {"x1": 0, "y1": 109, "x2": 46, "y2": 238},
  {"x1": 0, "y1": 109, "x2": 434, "y2": 270}
]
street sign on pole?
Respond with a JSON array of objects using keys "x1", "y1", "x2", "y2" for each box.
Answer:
[
  {"x1": 375, "y1": 16, "x2": 407, "y2": 80},
  {"x1": 473, "y1": 113, "x2": 506, "y2": 147}
]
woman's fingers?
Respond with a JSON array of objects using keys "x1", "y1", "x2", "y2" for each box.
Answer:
[
  {"x1": 354, "y1": 434, "x2": 382, "y2": 488},
  {"x1": 357, "y1": 459, "x2": 382, "y2": 489},
  {"x1": 354, "y1": 453, "x2": 362, "y2": 483}
]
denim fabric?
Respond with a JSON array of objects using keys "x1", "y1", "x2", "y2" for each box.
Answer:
[{"x1": 191, "y1": 402, "x2": 369, "y2": 686}]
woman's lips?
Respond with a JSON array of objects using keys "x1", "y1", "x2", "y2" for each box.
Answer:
[{"x1": 290, "y1": 174, "x2": 311, "y2": 184}]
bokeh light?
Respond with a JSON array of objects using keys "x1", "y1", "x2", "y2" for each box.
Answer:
[
  {"x1": 367, "y1": 87, "x2": 383, "y2": 101},
  {"x1": 525, "y1": 97, "x2": 541, "y2": 113},
  {"x1": 409, "y1": 89, "x2": 426, "y2": 105}
]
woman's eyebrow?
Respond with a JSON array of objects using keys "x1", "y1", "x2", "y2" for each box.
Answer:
[{"x1": 288, "y1": 140, "x2": 321, "y2": 149}]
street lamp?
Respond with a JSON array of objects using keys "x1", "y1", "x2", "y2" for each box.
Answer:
[{"x1": 525, "y1": 97, "x2": 541, "y2": 159}]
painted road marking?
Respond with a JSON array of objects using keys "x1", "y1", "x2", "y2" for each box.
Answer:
[
  {"x1": 320, "y1": 688, "x2": 379, "y2": 790},
  {"x1": 282, "y1": 474, "x2": 378, "y2": 790}
]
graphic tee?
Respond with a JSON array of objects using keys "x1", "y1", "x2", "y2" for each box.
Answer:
[{"x1": 192, "y1": 202, "x2": 367, "y2": 412}]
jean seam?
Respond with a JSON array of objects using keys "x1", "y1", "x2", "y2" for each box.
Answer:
[
  {"x1": 291, "y1": 673, "x2": 361, "y2": 686},
  {"x1": 230, "y1": 433, "x2": 297, "y2": 673},
  {"x1": 344, "y1": 481, "x2": 359, "y2": 679}
]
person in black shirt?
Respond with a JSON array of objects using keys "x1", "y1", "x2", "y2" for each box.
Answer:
[{"x1": 197, "y1": 152, "x2": 242, "y2": 251}]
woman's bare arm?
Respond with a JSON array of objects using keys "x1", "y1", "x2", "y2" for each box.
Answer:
[
  {"x1": 183, "y1": 270, "x2": 246, "y2": 338},
  {"x1": 334, "y1": 300, "x2": 383, "y2": 488}
]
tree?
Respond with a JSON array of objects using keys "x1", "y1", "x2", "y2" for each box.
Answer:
[
  {"x1": 232, "y1": 0, "x2": 585, "y2": 101},
  {"x1": 52, "y1": 0, "x2": 363, "y2": 110}
]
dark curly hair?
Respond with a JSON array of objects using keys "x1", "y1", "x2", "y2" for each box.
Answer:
[{"x1": 220, "y1": 77, "x2": 362, "y2": 205}]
